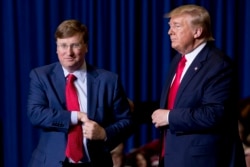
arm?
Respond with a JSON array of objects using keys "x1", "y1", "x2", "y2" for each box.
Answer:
[
  {"x1": 27, "y1": 68, "x2": 71, "y2": 132},
  {"x1": 169, "y1": 56, "x2": 235, "y2": 133}
]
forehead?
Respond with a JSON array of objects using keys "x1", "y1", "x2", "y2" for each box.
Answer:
[
  {"x1": 169, "y1": 14, "x2": 190, "y2": 25},
  {"x1": 57, "y1": 33, "x2": 82, "y2": 43}
]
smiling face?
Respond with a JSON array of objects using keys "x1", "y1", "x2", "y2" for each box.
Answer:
[{"x1": 56, "y1": 33, "x2": 88, "y2": 73}]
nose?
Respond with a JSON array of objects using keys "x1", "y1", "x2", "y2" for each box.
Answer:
[
  {"x1": 65, "y1": 46, "x2": 74, "y2": 54},
  {"x1": 168, "y1": 28, "x2": 172, "y2": 35},
  {"x1": 63, "y1": 48, "x2": 74, "y2": 57}
]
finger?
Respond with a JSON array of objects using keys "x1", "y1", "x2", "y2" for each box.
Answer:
[
  {"x1": 152, "y1": 118, "x2": 155, "y2": 123},
  {"x1": 80, "y1": 115, "x2": 87, "y2": 122},
  {"x1": 154, "y1": 123, "x2": 158, "y2": 128},
  {"x1": 83, "y1": 129, "x2": 87, "y2": 135}
]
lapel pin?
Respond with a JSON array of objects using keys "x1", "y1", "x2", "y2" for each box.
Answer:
[{"x1": 194, "y1": 67, "x2": 198, "y2": 71}]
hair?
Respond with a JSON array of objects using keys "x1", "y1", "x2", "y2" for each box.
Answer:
[
  {"x1": 54, "y1": 19, "x2": 89, "y2": 44},
  {"x1": 132, "y1": 150, "x2": 151, "y2": 167},
  {"x1": 238, "y1": 97, "x2": 250, "y2": 146},
  {"x1": 165, "y1": 4, "x2": 214, "y2": 41}
]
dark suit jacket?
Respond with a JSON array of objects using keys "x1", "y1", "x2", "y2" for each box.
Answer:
[
  {"x1": 160, "y1": 42, "x2": 246, "y2": 167},
  {"x1": 27, "y1": 62, "x2": 133, "y2": 167}
]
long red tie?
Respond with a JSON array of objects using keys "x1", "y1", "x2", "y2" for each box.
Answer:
[
  {"x1": 167, "y1": 56, "x2": 187, "y2": 109},
  {"x1": 65, "y1": 74, "x2": 84, "y2": 162},
  {"x1": 161, "y1": 56, "x2": 187, "y2": 157}
]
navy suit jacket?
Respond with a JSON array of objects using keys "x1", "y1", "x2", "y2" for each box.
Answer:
[
  {"x1": 27, "y1": 62, "x2": 133, "y2": 167},
  {"x1": 160, "y1": 42, "x2": 246, "y2": 167}
]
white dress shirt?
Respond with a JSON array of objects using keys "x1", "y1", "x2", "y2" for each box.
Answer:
[
  {"x1": 167, "y1": 42, "x2": 207, "y2": 123},
  {"x1": 62, "y1": 60, "x2": 90, "y2": 162}
]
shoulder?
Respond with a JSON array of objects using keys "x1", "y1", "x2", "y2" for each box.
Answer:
[
  {"x1": 202, "y1": 42, "x2": 233, "y2": 66},
  {"x1": 30, "y1": 62, "x2": 61, "y2": 74},
  {"x1": 87, "y1": 63, "x2": 119, "y2": 80},
  {"x1": 29, "y1": 62, "x2": 63, "y2": 80}
]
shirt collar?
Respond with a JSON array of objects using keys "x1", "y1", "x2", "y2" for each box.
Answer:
[
  {"x1": 62, "y1": 60, "x2": 87, "y2": 79},
  {"x1": 185, "y1": 42, "x2": 206, "y2": 63}
]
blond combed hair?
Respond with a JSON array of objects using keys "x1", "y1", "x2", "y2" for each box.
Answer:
[{"x1": 165, "y1": 4, "x2": 214, "y2": 41}]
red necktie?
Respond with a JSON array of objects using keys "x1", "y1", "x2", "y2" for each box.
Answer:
[
  {"x1": 167, "y1": 55, "x2": 187, "y2": 109},
  {"x1": 161, "y1": 56, "x2": 187, "y2": 157},
  {"x1": 65, "y1": 74, "x2": 84, "y2": 162}
]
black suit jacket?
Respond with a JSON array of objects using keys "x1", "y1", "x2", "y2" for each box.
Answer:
[{"x1": 160, "y1": 42, "x2": 246, "y2": 167}]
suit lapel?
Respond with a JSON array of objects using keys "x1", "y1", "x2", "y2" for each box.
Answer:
[
  {"x1": 51, "y1": 63, "x2": 67, "y2": 108},
  {"x1": 175, "y1": 44, "x2": 210, "y2": 106},
  {"x1": 86, "y1": 64, "x2": 99, "y2": 120},
  {"x1": 50, "y1": 63, "x2": 100, "y2": 116}
]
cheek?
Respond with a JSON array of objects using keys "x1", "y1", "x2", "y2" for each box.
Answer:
[
  {"x1": 76, "y1": 49, "x2": 87, "y2": 57},
  {"x1": 74, "y1": 52, "x2": 84, "y2": 60},
  {"x1": 179, "y1": 32, "x2": 192, "y2": 43},
  {"x1": 57, "y1": 51, "x2": 65, "y2": 61},
  {"x1": 56, "y1": 48, "x2": 63, "y2": 55},
  {"x1": 57, "y1": 51, "x2": 63, "y2": 58},
  {"x1": 75, "y1": 50, "x2": 84, "y2": 55}
]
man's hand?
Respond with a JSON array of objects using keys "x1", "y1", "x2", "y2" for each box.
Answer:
[
  {"x1": 77, "y1": 112, "x2": 88, "y2": 122},
  {"x1": 78, "y1": 113, "x2": 106, "y2": 140},
  {"x1": 82, "y1": 119, "x2": 107, "y2": 140},
  {"x1": 151, "y1": 109, "x2": 170, "y2": 128}
]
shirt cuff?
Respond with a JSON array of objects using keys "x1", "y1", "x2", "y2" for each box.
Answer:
[
  {"x1": 71, "y1": 111, "x2": 78, "y2": 125},
  {"x1": 166, "y1": 110, "x2": 170, "y2": 125}
]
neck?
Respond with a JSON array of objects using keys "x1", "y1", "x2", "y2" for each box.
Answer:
[{"x1": 181, "y1": 39, "x2": 206, "y2": 55}]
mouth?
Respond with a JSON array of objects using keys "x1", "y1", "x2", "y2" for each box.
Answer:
[
  {"x1": 170, "y1": 38, "x2": 176, "y2": 41},
  {"x1": 64, "y1": 57, "x2": 75, "y2": 61}
]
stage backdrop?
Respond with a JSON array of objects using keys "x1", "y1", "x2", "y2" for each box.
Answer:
[{"x1": 1, "y1": 0, "x2": 250, "y2": 167}]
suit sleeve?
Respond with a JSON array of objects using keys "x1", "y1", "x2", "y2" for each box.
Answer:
[
  {"x1": 27, "y1": 69, "x2": 71, "y2": 132},
  {"x1": 102, "y1": 75, "x2": 134, "y2": 150}
]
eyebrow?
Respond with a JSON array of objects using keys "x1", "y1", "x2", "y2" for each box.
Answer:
[{"x1": 168, "y1": 22, "x2": 181, "y2": 26}]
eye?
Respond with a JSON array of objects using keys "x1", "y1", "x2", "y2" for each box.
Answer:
[
  {"x1": 61, "y1": 44, "x2": 68, "y2": 49},
  {"x1": 72, "y1": 43, "x2": 82, "y2": 49},
  {"x1": 174, "y1": 24, "x2": 181, "y2": 28}
]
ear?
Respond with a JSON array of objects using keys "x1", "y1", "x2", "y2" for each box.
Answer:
[{"x1": 194, "y1": 27, "x2": 203, "y2": 38}]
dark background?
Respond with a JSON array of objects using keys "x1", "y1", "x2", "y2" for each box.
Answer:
[{"x1": 1, "y1": 0, "x2": 250, "y2": 167}]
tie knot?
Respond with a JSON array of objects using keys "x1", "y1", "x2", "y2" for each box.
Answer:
[
  {"x1": 181, "y1": 55, "x2": 186, "y2": 62},
  {"x1": 179, "y1": 55, "x2": 187, "y2": 67},
  {"x1": 67, "y1": 74, "x2": 77, "y2": 83}
]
